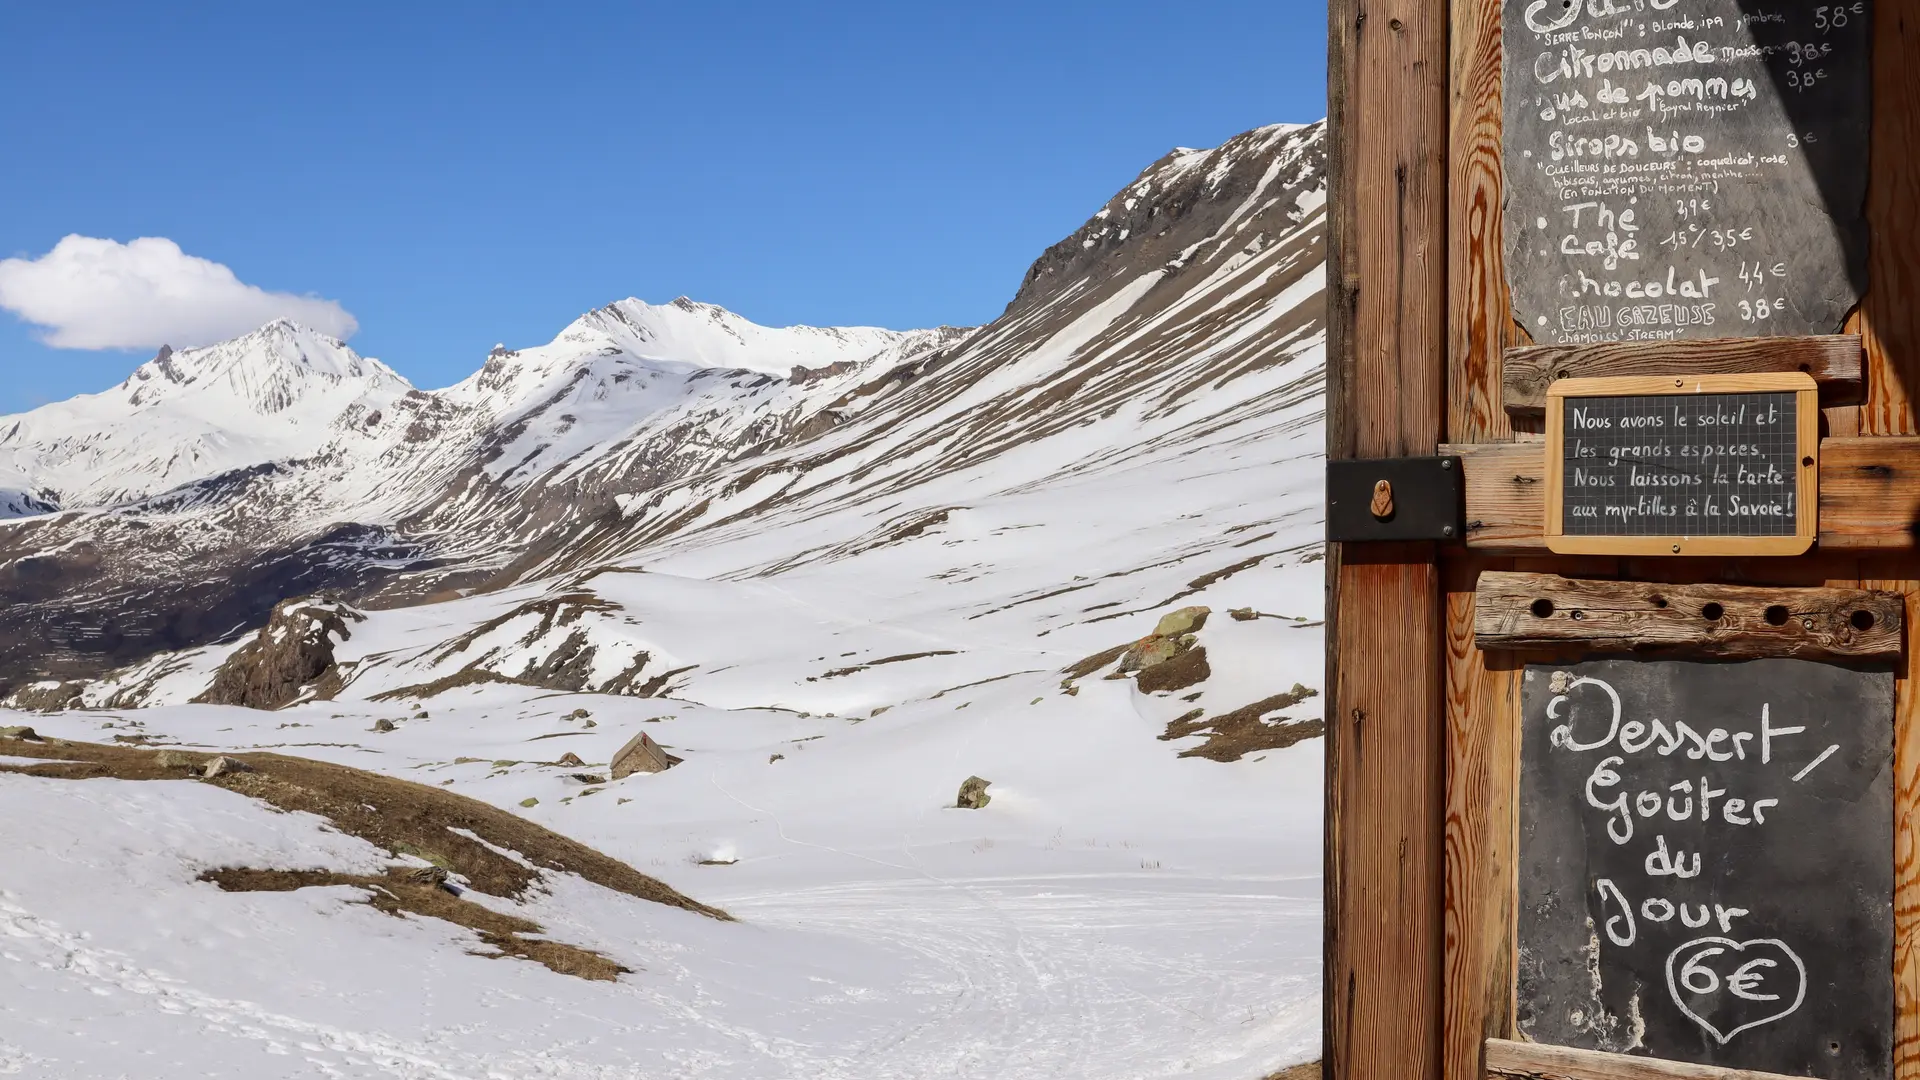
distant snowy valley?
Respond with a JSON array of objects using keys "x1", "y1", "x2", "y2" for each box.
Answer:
[{"x1": 0, "y1": 121, "x2": 1328, "y2": 1079}]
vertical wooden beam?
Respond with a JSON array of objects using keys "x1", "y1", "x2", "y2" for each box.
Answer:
[
  {"x1": 1439, "y1": 0, "x2": 1521, "y2": 1076},
  {"x1": 1441, "y1": 555, "x2": 1517, "y2": 1080},
  {"x1": 1327, "y1": 0, "x2": 1450, "y2": 1077},
  {"x1": 1856, "y1": 8, "x2": 1920, "y2": 1077},
  {"x1": 1445, "y1": 0, "x2": 1516, "y2": 446},
  {"x1": 1860, "y1": 2, "x2": 1920, "y2": 437}
]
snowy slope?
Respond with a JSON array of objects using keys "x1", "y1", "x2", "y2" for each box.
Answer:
[{"x1": 0, "y1": 119, "x2": 1329, "y2": 1079}]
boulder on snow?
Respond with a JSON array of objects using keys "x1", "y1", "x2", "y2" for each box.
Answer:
[
  {"x1": 571, "y1": 773, "x2": 608, "y2": 785},
  {"x1": 555, "y1": 751, "x2": 586, "y2": 768},
  {"x1": 1117, "y1": 635, "x2": 1182, "y2": 674},
  {"x1": 371, "y1": 718, "x2": 396, "y2": 732},
  {"x1": 0, "y1": 725, "x2": 42, "y2": 742},
  {"x1": 956, "y1": 776, "x2": 992, "y2": 809},
  {"x1": 193, "y1": 598, "x2": 364, "y2": 710},
  {"x1": 1153, "y1": 606, "x2": 1210, "y2": 638},
  {"x1": 610, "y1": 731, "x2": 677, "y2": 779},
  {"x1": 202, "y1": 755, "x2": 253, "y2": 779}
]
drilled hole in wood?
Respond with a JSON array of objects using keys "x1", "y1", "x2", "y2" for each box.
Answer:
[
  {"x1": 1852, "y1": 610, "x2": 1877, "y2": 631},
  {"x1": 1802, "y1": 455, "x2": 1814, "y2": 467},
  {"x1": 1530, "y1": 598, "x2": 1555, "y2": 618},
  {"x1": 1799, "y1": 363, "x2": 1812, "y2": 373},
  {"x1": 1701, "y1": 602, "x2": 1725, "y2": 622},
  {"x1": 1650, "y1": 596, "x2": 1668, "y2": 609},
  {"x1": 1555, "y1": 369, "x2": 1570, "y2": 381},
  {"x1": 1765, "y1": 605, "x2": 1790, "y2": 626}
]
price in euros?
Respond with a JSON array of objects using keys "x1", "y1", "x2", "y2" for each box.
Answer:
[
  {"x1": 1739, "y1": 298, "x2": 1788, "y2": 323},
  {"x1": 1739, "y1": 261, "x2": 1788, "y2": 292},
  {"x1": 1783, "y1": 41, "x2": 1833, "y2": 67},
  {"x1": 1786, "y1": 67, "x2": 1829, "y2": 92},
  {"x1": 1814, "y1": 3, "x2": 1863, "y2": 32},
  {"x1": 1709, "y1": 227, "x2": 1754, "y2": 252}
]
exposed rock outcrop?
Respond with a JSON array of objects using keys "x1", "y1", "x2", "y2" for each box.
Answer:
[
  {"x1": 5, "y1": 680, "x2": 85, "y2": 712},
  {"x1": 194, "y1": 598, "x2": 364, "y2": 710}
]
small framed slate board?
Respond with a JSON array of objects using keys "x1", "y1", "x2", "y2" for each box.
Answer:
[
  {"x1": 1518, "y1": 658, "x2": 1894, "y2": 1079},
  {"x1": 1502, "y1": 0, "x2": 1871, "y2": 344},
  {"x1": 1545, "y1": 372, "x2": 1817, "y2": 556}
]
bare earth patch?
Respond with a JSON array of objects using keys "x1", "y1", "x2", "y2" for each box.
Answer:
[{"x1": 1159, "y1": 684, "x2": 1323, "y2": 762}]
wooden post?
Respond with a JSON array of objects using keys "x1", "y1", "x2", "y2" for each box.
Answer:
[{"x1": 1325, "y1": 0, "x2": 1450, "y2": 1077}]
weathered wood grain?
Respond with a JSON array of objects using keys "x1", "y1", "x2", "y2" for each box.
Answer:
[
  {"x1": 1443, "y1": 557, "x2": 1518, "y2": 1080},
  {"x1": 1503, "y1": 337, "x2": 1864, "y2": 418},
  {"x1": 1444, "y1": 442, "x2": 1549, "y2": 554},
  {"x1": 1472, "y1": 571, "x2": 1904, "y2": 659},
  {"x1": 1857, "y1": 11, "x2": 1920, "y2": 1075},
  {"x1": 1450, "y1": 438, "x2": 1920, "y2": 553},
  {"x1": 1326, "y1": 0, "x2": 1449, "y2": 1072},
  {"x1": 1859, "y1": 0, "x2": 1920, "y2": 438},
  {"x1": 1484, "y1": 1039, "x2": 1810, "y2": 1080},
  {"x1": 1862, "y1": 568, "x2": 1920, "y2": 1080},
  {"x1": 1446, "y1": 0, "x2": 1518, "y2": 445},
  {"x1": 1823, "y1": 438, "x2": 1920, "y2": 549}
]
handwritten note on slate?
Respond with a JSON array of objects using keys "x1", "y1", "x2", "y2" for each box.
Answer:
[
  {"x1": 1518, "y1": 659, "x2": 1893, "y2": 1078},
  {"x1": 1503, "y1": 0, "x2": 1871, "y2": 343},
  {"x1": 1560, "y1": 390, "x2": 1799, "y2": 536}
]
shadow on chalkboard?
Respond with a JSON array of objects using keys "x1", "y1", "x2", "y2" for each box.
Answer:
[{"x1": 1736, "y1": 0, "x2": 1872, "y2": 309}]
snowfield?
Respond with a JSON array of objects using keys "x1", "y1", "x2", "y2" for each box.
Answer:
[{"x1": 0, "y1": 120, "x2": 1328, "y2": 1079}]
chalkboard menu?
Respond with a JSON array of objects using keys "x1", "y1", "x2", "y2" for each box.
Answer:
[
  {"x1": 1503, "y1": 0, "x2": 1871, "y2": 344},
  {"x1": 1546, "y1": 373, "x2": 1817, "y2": 555},
  {"x1": 1518, "y1": 658, "x2": 1894, "y2": 1079}
]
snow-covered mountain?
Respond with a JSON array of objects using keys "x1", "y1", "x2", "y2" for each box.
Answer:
[
  {"x1": 0, "y1": 321, "x2": 412, "y2": 510},
  {"x1": 0, "y1": 120, "x2": 1328, "y2": 1079}
]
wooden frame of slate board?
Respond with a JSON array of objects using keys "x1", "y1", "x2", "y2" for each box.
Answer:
[
  {"x1": 1543, "y1": 374, "x2": 1821, "y2": 558},
  {"x1": 1324, "y1": 0, "x2": 1920, "y2": 1080}
]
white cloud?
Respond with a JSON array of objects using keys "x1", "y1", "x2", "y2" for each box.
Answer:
[{"x1": 0, "y1": 235, "x2": 358, "y2": 350}]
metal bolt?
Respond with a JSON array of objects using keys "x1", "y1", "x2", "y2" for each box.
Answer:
[
  {"x1": 1671, "y1": 544, "x2": 1681, "y2": 554},
  {"x1": 1441, "y1": 525, "x2": 1455, "y2": 538},
  {"x1": 1441, "y1": 459, "x2": 1453, "y2": 470}
]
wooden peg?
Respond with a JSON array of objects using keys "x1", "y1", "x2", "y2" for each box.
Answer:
[{"x1": 1369, "y1": 479, "x2": 1394, "y2": 520}]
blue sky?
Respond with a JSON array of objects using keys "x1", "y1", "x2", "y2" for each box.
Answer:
[{"x1": 0, "y1": 2, "x2": 1326, "y2": 411}]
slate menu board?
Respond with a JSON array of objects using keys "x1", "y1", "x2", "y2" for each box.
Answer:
[
  {"x1": 1503, "y1": 0, "x2": 1871, "y2": 344},
  {"x1": 1518, "y1": 658, "x2": 1894, "y2": 1078},
  {"x1": 1560, "y1": 390, "x2": 1798, "y2": 535}
]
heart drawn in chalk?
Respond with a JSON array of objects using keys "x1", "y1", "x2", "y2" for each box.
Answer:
[{"x1": 1665, "y1": 937, "x2": 1808, "y2": 1045}]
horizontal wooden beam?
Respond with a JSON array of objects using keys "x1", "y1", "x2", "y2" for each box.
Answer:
[
  {"x1": 1447, "y1": 441, "x2": 1548, "y2": 552},
  {"x1": 1446, "y1": 437, "x2": 1920, "y2": 553},
  {"x1": 1473, "y1": 571, "x2": 1905, "y2": 658},
  {"x1": 1819, "y1": 436, "x2": 1920, "y2": 548},
  {"x1": 1503, "y1": 336, "x2": 1864, "y2": 417},
  {"x1": 1486, "y1": 1039, "x2": 1810, "y2": 1080}
]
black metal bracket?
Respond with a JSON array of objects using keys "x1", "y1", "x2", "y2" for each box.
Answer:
[{"x1": 1326, "y1": 455, "x2": 1464, "y2": 543}]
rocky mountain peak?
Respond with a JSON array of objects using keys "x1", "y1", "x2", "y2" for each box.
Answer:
[{"x1": 1004, "y1": 120, "x2": 1326, "y2": 318}]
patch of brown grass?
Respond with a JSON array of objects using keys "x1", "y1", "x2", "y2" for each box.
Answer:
[
  {"x1": 1264, "y1": 1060, "x2": 1321, "y2": 1080},
  {"x1": 1159, "y1": 684, "x2": 1323, "y2": 762},
  {"x1": 0, "y1": 738, "x2": 728, "y2": 921},
  {"x1": 1061, "y1": 642, "x2": 1129, "y2": 682},
  {"x1": 199, "y1": 867, "x2": 630, "y2": 981},
  {"x1": 368, "y1": 668, "x2": 526, "y2": 702}
]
